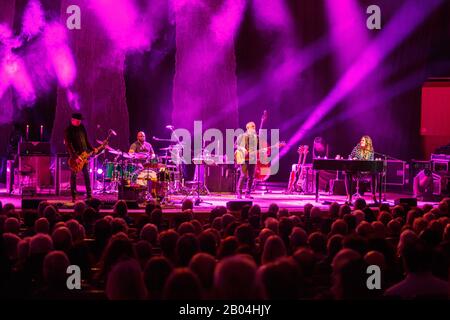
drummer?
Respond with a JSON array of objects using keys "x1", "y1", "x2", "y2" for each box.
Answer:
[{"x1": 129, "y1": 131, "x2": 156, "y2": 160}]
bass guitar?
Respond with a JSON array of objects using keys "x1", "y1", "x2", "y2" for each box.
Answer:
[{"x1": 68, "y1": 129, "x2": 116, "y2": 173}]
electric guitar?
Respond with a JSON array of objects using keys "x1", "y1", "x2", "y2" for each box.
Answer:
[
  {"x1": 68, "y1": 129, "x2": 116, "y2": 173},
  {"x1": 288, "y1": 145, "x2": 309, "y2": 193}
]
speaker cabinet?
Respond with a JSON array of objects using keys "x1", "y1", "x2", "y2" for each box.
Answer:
[
  {"x1": 22, "y1": 198, "x2": 46, "y2": 209},
  {"x1": 56, "y1": 154, "x2": 94, "y2": 195},
  {"x1": 386, "y1": 160, "x2": 406, "y2": 185},
  {"x1": 118, "y1": 185, "x2": 146, "y2": 203},
  {"x1": 16, "y1": 155, "x2": 54, "y2": 193},
  {"x1": 206, "y1": 165, "x2": 236, "y2": 192},
  {"x1": 395, "y1": 198, "x2": 418, "y2": 207},
  {"x1": 226, "y1": 200, "x2": 252, "y2": 211}
]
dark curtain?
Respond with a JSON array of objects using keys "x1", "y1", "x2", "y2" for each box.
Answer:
[{"x1": 51, "y1": 0, "x2": 130, "y2": 153}]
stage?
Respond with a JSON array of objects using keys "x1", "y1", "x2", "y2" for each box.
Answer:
[{"x1": 0, "y1": 184, "x2": 440, "y2": 218}]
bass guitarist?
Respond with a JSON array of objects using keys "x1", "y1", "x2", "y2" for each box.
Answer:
[{"x1": 64, "y1": 113, "x2": 98, "y2": 202}]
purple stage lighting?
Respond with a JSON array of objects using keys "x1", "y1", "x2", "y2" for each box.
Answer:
[{"x1": 280, "y1": 0, "x2": 446, "y2": 158}]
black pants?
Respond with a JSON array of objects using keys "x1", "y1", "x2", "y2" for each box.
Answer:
[
  {"x1": 70, "y1": 163, "x2": 91, "y2": 198},
  {"x1": 237, "y1": 163, "x2": 256, "y2": 195},
  {"x1": 345, "y1": 172, "x2": 376, "y2": 199}
]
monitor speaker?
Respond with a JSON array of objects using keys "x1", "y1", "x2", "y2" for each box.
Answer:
[
  {"x1": 22, "y1": 198, "x2": 45, "y2": 209},
  {"x1": 394, "y1": 198, "x2": 418, "y2": 207},
  {"x1": 226, "y1": 200, "x2": 252, "y2": 211}
]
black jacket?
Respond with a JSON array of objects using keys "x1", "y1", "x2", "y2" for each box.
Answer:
[{"x1": 64, "y1": 124, "x2": 94, "y2": 157}]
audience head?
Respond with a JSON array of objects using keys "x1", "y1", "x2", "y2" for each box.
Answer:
[
  {"x1": 176, "y1": 233, "x2": 199, "y2": 266},
  {"x1": 144, "y1": 256, "x2": 173, "y2": 299},
  {"x1": 106, "y1": 258, "x2": 147, "y2": 300},
  {"x1": 4, "y1": 217, "x2": 20, "y2": 234},
  {"x1": 51, "y1": 227, "x2": 73, "y2": 252},
  {"x1": 189, "y1": 253, "x2": 217, "y2": 290},
  {"x1": 163, "y1": 268, "x2": 202, "y2": 300},
  {"x1": 262, "y1": 235, "x2": 287, "y2": 265},
  {"x1": 214, "y1": 255, "x2": 257, "y2": 299},
  {"x1": 354, "y1": 198, "x2": 367, "y2": 211},
  {"x1": 181, "y1": 199, "x2": 194, "y2": 212},
  {"x1": 140, "y1": 223, "x2": 159, "y2": 246},
  {"x1": 43, "y1": 251, "x2": 70, "y2": 290}
]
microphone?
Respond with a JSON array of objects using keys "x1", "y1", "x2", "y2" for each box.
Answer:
[{"x1": 109, "y1": 129, "x2": 117, "y2": 136}]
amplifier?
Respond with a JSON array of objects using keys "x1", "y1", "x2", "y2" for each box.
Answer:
[
  {"x1": 227, "y1": 200, "x2": 252, "y2": 211},
  {"x1": 19, "y1": 142, "x2": 51, "y2": 155},
  {"x1": 205, "y1": 165, "x2": 236, "y2": 192},
  {"x1": 15, "y1": 155, "x2": 54, "y2": 193},
  {"x1": 118, "y1": 185, "x2": 146, "y2": 203},
  {"x1": 407, "y1": 160, "x2": 431, "y2": 191},
  {"x1": 431, "y1": 153, "x2": 450, "y2": 161},
  {"x1": 386, "y1": 160, "x2": 406, "y2": 185},
  {"x1": 56, "y1": 154, "x2": 94, "y2": 195},
  {"x1": 432, "y1": 160, "x2": 449, "y2": 173}
]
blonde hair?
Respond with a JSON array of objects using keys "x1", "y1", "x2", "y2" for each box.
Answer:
[{"x1": 361, "y1": 135, "x2": 373, "y2": 159}]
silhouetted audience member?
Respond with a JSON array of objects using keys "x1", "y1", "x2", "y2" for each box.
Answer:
[
  {"x1": 106, "y1": 259, "x2": 147, "y2": 300},
  {"x1": 144, "y1": 256, "x2": 173, "y2": 300},
  {"x1": 163, "y1": 268, "x2": 202, "y2": 300}
]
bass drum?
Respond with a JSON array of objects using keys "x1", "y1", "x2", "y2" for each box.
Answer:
[{"x1": 134, "y1": 169, "x2": 157, "y2": 187}]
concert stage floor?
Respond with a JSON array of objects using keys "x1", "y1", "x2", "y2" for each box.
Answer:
[{"x1": 0, "y1": 187, "x2": 440, "y2": 216}]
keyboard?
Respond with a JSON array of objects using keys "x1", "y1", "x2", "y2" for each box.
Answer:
[{"x1": 312, "y1": 159, "x2": 384, "y2": 172}]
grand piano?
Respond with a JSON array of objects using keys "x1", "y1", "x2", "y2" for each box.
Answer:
[{"x1": 312, "y1": 159, "x2": 385, "y2": 202}]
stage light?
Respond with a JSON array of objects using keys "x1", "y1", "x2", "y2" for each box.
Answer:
[
  {"x1": 4, "y1": 59, "x2": 18, "y2": 75},
  {"x1": 97, "y1": 168, "x2": 104, "y2": 175}
]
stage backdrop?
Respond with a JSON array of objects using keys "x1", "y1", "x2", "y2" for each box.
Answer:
[
  {"x1": 50, "y1": 0, "x2": 130, "y2": 153},
  {"x1": 0, "y1": 0, "x2": 16, "y2": 154},
  {"x1": 172, "y1": 0, "x2": 239, "y2": 134}
]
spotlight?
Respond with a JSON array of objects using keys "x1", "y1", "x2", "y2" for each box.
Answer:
[
  {"x1": 97, "y1": 168, "x2": 103, "y2": 175},
  {"x1": 4, "y1": 58, "x2": 18, "y2": 75}
]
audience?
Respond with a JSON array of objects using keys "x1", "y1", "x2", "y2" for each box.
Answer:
[{"x1": 0, "y1": 197, "x2": 449, "y2": 300}]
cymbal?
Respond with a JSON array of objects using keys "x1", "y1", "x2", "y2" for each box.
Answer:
[
  {"x1": 131, "y1": 153, "x2": 148, "y2": 160},
  {"x1": 109, "y1": 149, "x2": 132, "y2": 159},
  {"x1": 159, "y1": 147, "x2": 172, "y2": 151}
]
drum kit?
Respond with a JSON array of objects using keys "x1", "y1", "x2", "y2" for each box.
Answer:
[
  {"x1": 92, "y1": 126, "x2": 219, "y2": 205},
  {"x1": 93, "y1": 140, "x2": 184, "y2": 204}
]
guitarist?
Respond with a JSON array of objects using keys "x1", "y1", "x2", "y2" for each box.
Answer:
[
  {"x1": 64, "y1": 113, "x2": 98, "y2": 202},
  {"x1": 235, "y1": 121, "x2": 258, "y2": 199}
]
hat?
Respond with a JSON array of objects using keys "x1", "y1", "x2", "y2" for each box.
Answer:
[{"x1": 71, "y1": 113, "x2": 83, "y2": 120}]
